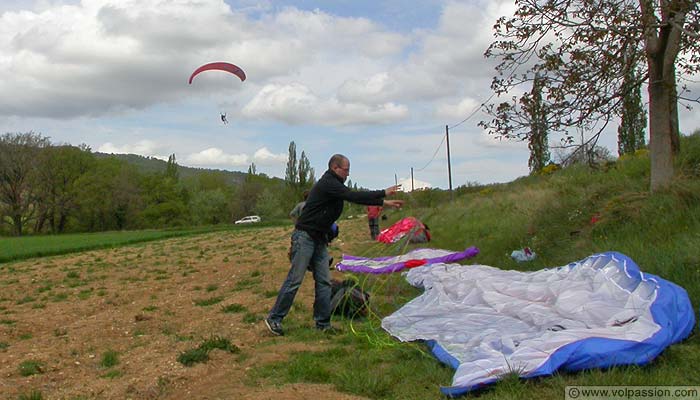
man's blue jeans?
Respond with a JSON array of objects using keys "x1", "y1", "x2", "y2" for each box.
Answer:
[{"x1": 268, "y1": 229, "x2": 332, "y2": 328}]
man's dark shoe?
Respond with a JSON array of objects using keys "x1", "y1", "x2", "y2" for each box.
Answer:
[
  {"x1": 265, "y1": 318, "x2": 284, "y2": 336},
  {"x1": 316, "y1": 325, "x2": 341, "y2": 335}
]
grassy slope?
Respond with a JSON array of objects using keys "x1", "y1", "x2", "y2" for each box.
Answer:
[{"x1": 253, "y1": 136, "x2": 700, "y2": 399}]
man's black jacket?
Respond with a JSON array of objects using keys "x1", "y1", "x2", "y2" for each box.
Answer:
[{"x1": 296, "y1": 169, "x2": 385, "y2": 243}]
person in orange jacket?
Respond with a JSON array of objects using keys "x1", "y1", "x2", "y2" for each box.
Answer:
[{"x1": 367, "y1": 205, "x2": 383, "y2": 240}]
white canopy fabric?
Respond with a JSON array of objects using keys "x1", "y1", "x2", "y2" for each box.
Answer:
[{"x1": 378, "y1": 251, "x2": 694, "y2": 395}]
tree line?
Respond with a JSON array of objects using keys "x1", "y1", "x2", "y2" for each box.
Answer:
[{"x1": 0, "y1": 132, "x2": 315, "y2": 236}]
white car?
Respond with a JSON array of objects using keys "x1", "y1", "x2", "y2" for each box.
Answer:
[{"x1": 235, "y1": 215, "x2": 261, "y2": 224}]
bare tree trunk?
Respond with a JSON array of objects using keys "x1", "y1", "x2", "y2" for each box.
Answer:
[
  {"x1": 11, "y1": 213, "x2": 23, "y2": 236},
  {"x1": 58, "y1": 212, "x2": 68, "y2": 233},
  {"x1": 669, "y1": 64, "x2": 681, "y2": 154},
  {"x1": 640, "y1": 0, "x2": 685, "y2": 191},
  {"x1": 34, "y1": 208, "x2": 47, "y2": 233},
  {"x1": 647, "y1": 75, "x2": 675, "y2": 191}
]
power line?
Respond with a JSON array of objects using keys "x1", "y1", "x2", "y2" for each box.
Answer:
[
  {"x1": 449, "y1": 63, "x2": 524, "y2": 130},
  {"x1": 415, "y1": 131, "x2": 446, "y2": 172},
  {"x1": 413, "y1": 81, "x2": 505, "y2": 177},
  {"x1": 448, "y1": 91, "x2": 496, "y2": 130},
  {"x1": 414, "y1": 92, "x2": 493, "y2": 173}
]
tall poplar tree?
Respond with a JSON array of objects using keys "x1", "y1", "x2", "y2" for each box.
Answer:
[
  {"x1": 285, "y1": 141, "x2": 298, "y2": 187},
  {"x1": 617, "y1": 47, "x2": 647, "y2": 156},
  {"x1": 526, "y1": 75, "x2": 550, "y2": 173},
  {"x1": 298, "y1": 151, "x2": 315, "y2": 189},
  {"x1": 166, "y1": 153, "x2": 179, "y2": 180}
]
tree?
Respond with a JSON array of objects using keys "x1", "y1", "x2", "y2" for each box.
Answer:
[
  {"x1": 617, "y1": 48, "x2": 648, "y2": 156},
  {"x1": 190, "y1": 188, "x2": 229, "y2": 225},
  {"x1": 34, "y1": 144, "x2": 95, "y2": 233},
  {"x1": 254, "y1": 188, "x2": 286, "y2": 219},
  {"x1": 138, "y1": 152, "x2": 189, "y2": 228},
  {"x1": 526, "y1": 75, "x2": 550, "y2": 173},
  {"x1": 554, "y1": 143, "x2": 615, "y2": 168},
  {"x1": 140, "y1": 165, "x2": 189, "y2": 228},
  {"x1": 298, "y1": 150, "x2": 315, "y2": 189},
  {"x1": 166, "y1": 153, "x2": 179, "y2": 180},
  {"x1": 73, "y1": 157, "x2": 142, "y2": 231},
  {"x1": 0, "y1": 132, "x2": 51, "y2": 235},
  {"x1": 247, "y1": 162, "x2": 257, "y2": 177},
  {"x1": 482, "y1": 0, "x2": 699, "y2": 191},
  {"x1": 234, "y1": 177, "x2": 264, "y2": 217},
  {"x1": 186, "y1": 170, "x2": 232, "y2": 192},
  {"x1": 285, "y1": 141, "x2": 298, "y2": 187}
]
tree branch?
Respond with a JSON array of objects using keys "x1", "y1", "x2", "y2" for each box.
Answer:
[{"x1": 669, "y1": 19, "x2": 700, "y2": 38}]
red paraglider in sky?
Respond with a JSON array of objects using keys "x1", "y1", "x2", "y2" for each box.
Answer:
[{"x1": 188, "y1": 62, "x2": 246, "y2": 84}]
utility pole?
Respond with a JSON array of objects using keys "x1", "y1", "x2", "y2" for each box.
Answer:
[
  {"x1": 446, "y1": 125, "x2": 453, "y2": 197},
  {"x1": 410, "y1": 167, "x2": 414, "y2": 192}
]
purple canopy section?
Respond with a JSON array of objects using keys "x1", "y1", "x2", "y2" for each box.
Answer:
[{"x1": 337, "y1": 247, "x2": 480, "y2": 274}]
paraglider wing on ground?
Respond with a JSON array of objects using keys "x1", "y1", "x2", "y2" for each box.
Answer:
[
  {"x1": 377, "y1": 217, "x2": 431, "y2": 244},
  {"x1": 378, "y1": 251, "x2": 695, "y2": 395},
  {"x1": 337, "y1": 247, "x2": 479, "y2": 274}
]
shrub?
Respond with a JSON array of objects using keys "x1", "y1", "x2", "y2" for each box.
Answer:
[
  {"x1": 18, "y1": 360, "x2": 45, "y2": 376},
  {"x1": 100, "y1": 350, "x2": 119, "y2": 368}
]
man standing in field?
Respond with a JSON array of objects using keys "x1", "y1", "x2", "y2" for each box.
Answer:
[{"x1": 265, "y1": 154, "x2": 403, "y2": 335}]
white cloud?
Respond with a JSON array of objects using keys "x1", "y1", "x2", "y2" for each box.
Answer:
[
  {"x1": 10, "y1": 2, "x2": 247, "y2": 104},
  {"x1": 183, "y1": 146, "x2": 286, "y2": 168},
  {"x1": 97, "y1": 140, "x2": 168, "y2": 160},
  {"x1": 253, "y1": 147, "x2": 286, "y2": 164},
  {"x1": 270, "y1": 7, "x2": 408, "y2": 59},
  {"x1": 0, "y1": 0, "x2": 516, "y2": 130},
  {"x1": 473, "y1": 128, "x2": 527, "y2": 149},
  {"x1": 0, "y1": 0, "x2": 410, "y2": 121},
  {"x1": 185, "y1": 147, "x2": 249, "y2": 166},
  {"x1": 435, "y1": 97, "x2": 482, "y2": 120},
  {"x1": 242, "y1": 83, "x2": 409, "y2": 125},
  {"x1": 369, "y1": 0, "x2": 514, "y2": 103},
  {"x1": 337, "y1": 73, "x2": 393, "y2": 104}
]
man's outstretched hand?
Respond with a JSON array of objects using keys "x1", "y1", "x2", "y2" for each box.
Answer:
[
  {"x1": 384, "y1": 184, "x2": 402, "y2": 196},
  {"x1": 383, "y1": 199, "x2": 404, "y2": 208}
]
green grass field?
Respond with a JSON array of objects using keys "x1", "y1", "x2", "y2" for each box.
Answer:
[{"x1": 0, "y1": 221, "x2": 286, "y2": 263}]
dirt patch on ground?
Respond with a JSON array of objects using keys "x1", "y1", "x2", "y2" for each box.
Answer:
[{"x1": 0, "y1": 219, "x2": 374, "y2": 399}]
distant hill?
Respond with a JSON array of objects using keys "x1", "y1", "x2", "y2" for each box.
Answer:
[{"x1": 93, "y1": 152, "x2": 257, "y2": 186}]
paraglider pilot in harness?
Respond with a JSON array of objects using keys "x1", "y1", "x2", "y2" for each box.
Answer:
[{"x1": 220, "y1": 112, "x2": 228, "y2": 124}]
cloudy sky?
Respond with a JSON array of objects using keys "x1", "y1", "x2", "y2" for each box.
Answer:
[{"x1": 2, "y1": 0, "x2": 699, "y2": 190}]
